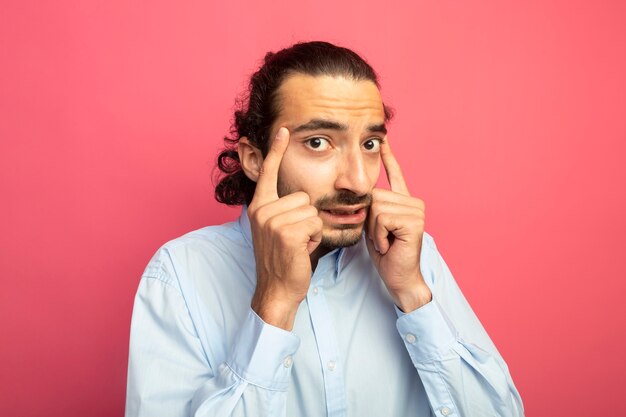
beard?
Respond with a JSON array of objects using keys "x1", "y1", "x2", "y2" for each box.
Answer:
[
  {"x1": 277, "y1": 180, "x2": 372, "y2": 250},
  {"x1": 318, "y1": 223, "x2": 364, "y2": 250},
  {"x1": 315, "y1": 191, "x2": 371, "y2": 250}
]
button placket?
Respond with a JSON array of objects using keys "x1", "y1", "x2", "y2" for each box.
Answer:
[
  {"x1": 283, "y1": 356, "x2": 293, "y2": 368},
  {"x1": 440, "y1": 406, "x2": 452, "y2": 416},
  {"x1": 306, "y1": 257, "x2": 348, "y2": 416}
]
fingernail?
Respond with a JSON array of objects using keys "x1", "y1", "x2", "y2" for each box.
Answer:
[{"x1": 276, "y1": 127, "x2": 287, "y2": 139}]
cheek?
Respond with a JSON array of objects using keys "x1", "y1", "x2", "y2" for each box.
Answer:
[
  {"x1": 367, "y1": 156, "x2": 382, "y2": 184},
  {"x1": 277, "y1": 153, "x2": 336, "y2": 196}
]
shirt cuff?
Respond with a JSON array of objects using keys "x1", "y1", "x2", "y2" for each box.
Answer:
[
  {"x1": 226, "y1": 308, "x2": 301, "y2": 391},
  {"x1": 395, "y1": 299, "x2": 457, "y2": 363}
]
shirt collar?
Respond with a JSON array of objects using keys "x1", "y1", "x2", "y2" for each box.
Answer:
[{"x1": 238, "y1": 205, "x2": 254, "y2": 249}]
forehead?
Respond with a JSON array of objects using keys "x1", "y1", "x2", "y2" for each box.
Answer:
[{"x1": 273, "y1": 74, "x2": 386, "y2": 129}]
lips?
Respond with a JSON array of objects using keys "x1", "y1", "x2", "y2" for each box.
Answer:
[
  {"x1": 322, "y1": 206, "x2": 366, "y2": 215},
  {"x1": 319, "y1": 206, "x2": 368, "y2": 224}
]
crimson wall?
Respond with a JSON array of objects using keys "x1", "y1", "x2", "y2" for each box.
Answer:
[{"x1": 2, "y1": 1, "x2": 625, "y2": 415}]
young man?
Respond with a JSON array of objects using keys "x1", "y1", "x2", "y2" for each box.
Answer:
[{"x1": 126, "y1": 41, "x2": 524, "y2": 417}]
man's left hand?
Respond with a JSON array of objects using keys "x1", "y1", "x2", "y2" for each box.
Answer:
[{"x1": 366, "y1": 138, "x2": 432, "y2": 313}]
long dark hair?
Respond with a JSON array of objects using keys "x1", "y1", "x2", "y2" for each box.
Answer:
[{"x1": 214, "y1": 41, "x2": 393, "y2": 206}]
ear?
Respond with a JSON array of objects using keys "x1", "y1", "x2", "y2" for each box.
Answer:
[{"x1": 238, "y1": 137, "x2": 264, "y2": 183}]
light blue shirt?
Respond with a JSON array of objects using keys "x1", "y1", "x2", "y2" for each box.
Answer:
[{"x1": 126, "y1": 207, "x2": 524, "y2": 417}]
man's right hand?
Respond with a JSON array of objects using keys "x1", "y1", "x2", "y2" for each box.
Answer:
[{"x1": 247, "y1": 127, "x2": 323, "y2": 331}]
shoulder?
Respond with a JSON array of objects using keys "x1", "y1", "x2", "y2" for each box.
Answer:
[
  {"x1": 141, "y1": 219, "x2": 251, "y2": 289},
  {"x1": 163, "y1": 220, "x2": 245, "y2": 255}
]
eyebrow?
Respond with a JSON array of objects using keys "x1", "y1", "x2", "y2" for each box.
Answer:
[{"x1": 292, "y1": 118, "x2": 387, "y2": 135}]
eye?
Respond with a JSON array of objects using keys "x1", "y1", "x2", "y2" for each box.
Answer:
[
  {"x1": 363, "y1": 138, "x2": 383, "y2": 152},
  {"x1": 305, "y1": 137, "x2": 331, "y2": 152}
]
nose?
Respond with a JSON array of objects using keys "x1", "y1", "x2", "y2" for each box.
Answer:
[{"x1": 334, "y1": 146, "x2": 373, "y2": 196}]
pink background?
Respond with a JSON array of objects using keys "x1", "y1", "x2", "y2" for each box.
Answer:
[{"x1": 2, "y1": 1, "x2": 625, "y2": 416}]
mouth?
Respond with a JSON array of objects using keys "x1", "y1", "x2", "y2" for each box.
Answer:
[
  {"x1": 319, "y1": 206, "x2": 368, "y2": 225},
  {"x1": 328, "y1": 208, "x2": 360, "y2": 215}
]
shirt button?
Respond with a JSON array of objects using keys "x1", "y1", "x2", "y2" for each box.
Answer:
[
  {"x1": 440, "y1": 407, "x2": 452, "y2": 416},
  {"x1": 327, "y1": 360, "x2": 336, "y2": 371},
  {"x1": 283, "y1": 356, "x2": 293, "y2": 368},
  {"x1": 405, "y1": 333, "x2": 417, "y2": 344},
  {"x1": 312, "y1": 287, "x2": 319, "y2": 295}
]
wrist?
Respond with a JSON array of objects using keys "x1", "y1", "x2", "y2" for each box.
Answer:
[
  {"x1": 251, "y1": 290, "x2": 301, "y2": 331},
  {"x1": 392, "y1": 281, "x2": 432, "y2": 313}
]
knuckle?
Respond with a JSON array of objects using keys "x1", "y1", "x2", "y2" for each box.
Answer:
[
  {"x1": 265, "y1": 215, "x2": 280, "y2": 232},
  {"x1": 311, "y1": 216, "x2": 323, "y2": 228},
  {"x1": 276, "y1": 226, "x2": 291, "y2": 242},
  {"x1": 293, "y1": 191, "x2": 310, "y2": 205},
  {"x1": 306, "y1": 205, "x2": 318, "y2": 217},
  {"x1": 253, "y1": 207, "x2": 268, "y2": 225},
  {"x1": 412, "y1": 215, "x2": 425, "y2": 228}
]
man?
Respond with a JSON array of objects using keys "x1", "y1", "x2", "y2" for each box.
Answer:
[{"x1": 126, "y1": 41, "x2": 524, "y2": 417}]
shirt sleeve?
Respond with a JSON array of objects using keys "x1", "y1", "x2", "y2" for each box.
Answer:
[
  {"x1": 125, "y1": 248, "x2": 300, "y2": 417},
  {"x1": 394, "y1": 236, "x2": 525, "y2": 417}
]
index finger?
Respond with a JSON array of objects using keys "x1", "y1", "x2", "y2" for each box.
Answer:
[
  {"x1": 253, "y1": 127, "x2": 290, "y2": 203},
  {"x1": 380, "y1": 138, "x2": 410, "y2": 196}
]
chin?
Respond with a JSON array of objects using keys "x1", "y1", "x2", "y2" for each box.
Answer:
[{"x1": 320, "y1": 227, "x2": 363, "y2": 250}]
